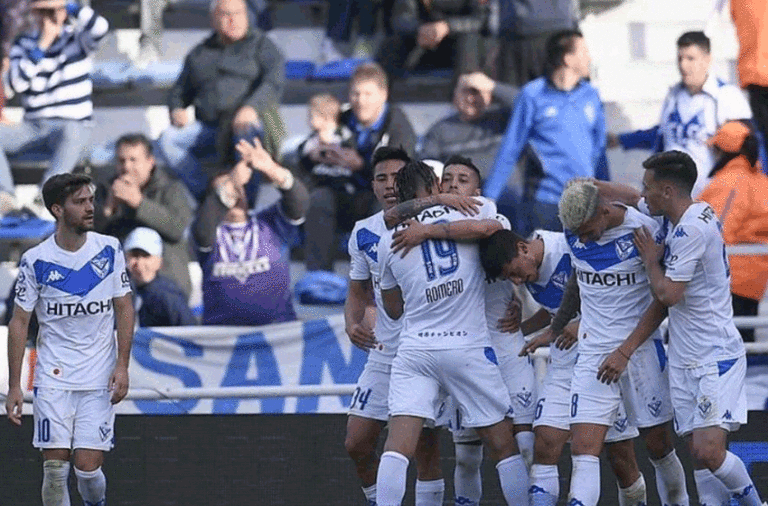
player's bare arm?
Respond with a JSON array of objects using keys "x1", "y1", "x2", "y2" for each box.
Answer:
[
  {"x1": 344, "y1": 279, "x2": 378, "y2": 351},
  {"x1": 380, "y1": 286, "x2": 404, "y2": 320},
  {"x1": 592, "y1": 180, "x2": 641, "y2": 208},
  {"x1": 549, "y1": 272, "x2": 580, "y2": 350},
  {"x1": 597, "y1": 299, "x2": 668, "y2": 385},
  {"x1": 496, "y1": 295, "x2": 521, "y2": 333},
  {"x1": 111, "y1": 293, "x2": 134, "y2": 404},
  {"x1": 391, "y1": 218, "x2": 502, "y2": 256},
  {"x1": 634, "y1": 226, "x2": 686, "y2": 306},
  {"x1": 6, "y1": 304, "x2": 32, "y2": 426},
  {"x1": 383, "y1": 193, "x2": 481, "y2": 229},
  {"x1": 520, "y1": 308, "x2": 552, "y2": 336}
]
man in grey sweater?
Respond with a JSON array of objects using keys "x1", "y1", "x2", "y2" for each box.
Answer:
[{"x1": 157, "y1": 0, "x2": 285, "y2": 201}]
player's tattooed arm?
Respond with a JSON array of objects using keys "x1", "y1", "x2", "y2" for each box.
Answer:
[
  {"x1": 550, "y1": 272, "x2": 580, "y2": 337},
  {"x1": 392, "y1": 219, "x2": 502, "y2": 256},
  {"x1": 383, "y1": 193, "x2": 482, "y2": 229}
]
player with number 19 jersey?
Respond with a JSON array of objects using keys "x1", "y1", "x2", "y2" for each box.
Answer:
[
  {"x1": 380, "y1": 197, "x2": 513, "y2": 428},
  {"x1": 15, "y1": 232, "x2": 131, "y2": 390}
]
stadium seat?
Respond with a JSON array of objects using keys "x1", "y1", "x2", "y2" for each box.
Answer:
[
  {"x1": 286, "y1": 60, "x2": 316, "y2": 80},
  {"x1": 311, "y1": 58, "x2": 371, "y2": 81}
]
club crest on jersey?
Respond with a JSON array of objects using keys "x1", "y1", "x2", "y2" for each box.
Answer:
[
  {"x1": 615, "y1": 236, "x2": 635, "y2": 260},
  {"x1": 356, "y1": 228, "x2": 380, "y2": 262},
  {"x1": 551, "y1": 270, "x2": 568, "y2": 290},
  {"x1": 613, "y1": 416, "x2": 628, "y2": 433},
  {"x1": 516, "y1": 391, "x2": 533, "y2": 409},
  {"x1": 698, "y1": 397, "x2": 712, "y2": 417},
  {"x1": 90, "y1": 251, "x2": 112, "y2": 279},
  {"x1": 647, "y1": 397, "x2": 662, "y2": 417}
]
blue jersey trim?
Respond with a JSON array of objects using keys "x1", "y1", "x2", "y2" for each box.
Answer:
[{"x1": 33, "y1": 245, "x2": 115, "y2": 296}]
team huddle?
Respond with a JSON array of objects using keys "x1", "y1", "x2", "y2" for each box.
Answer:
[{"x1": 344, "y1": 147, "x2": 764, "y2": 506}]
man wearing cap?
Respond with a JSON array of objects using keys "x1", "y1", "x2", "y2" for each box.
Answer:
[
  {"x1": 124, "y1": 227, "x2": 196, "y2": 327},
  {"x1": 1, "y1": 0, "x2": 108, "y2": 210}
]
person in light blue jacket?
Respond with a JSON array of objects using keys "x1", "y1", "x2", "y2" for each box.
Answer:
[{"x1": 484, "y1": 29, "x2": 609, "y2": 237}]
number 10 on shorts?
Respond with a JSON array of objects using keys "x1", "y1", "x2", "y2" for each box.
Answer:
[{"x1": 37, "y1": 418, "x2": 50, "y2": 443}]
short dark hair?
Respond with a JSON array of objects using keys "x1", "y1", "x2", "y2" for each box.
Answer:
[
  {"x1": 479, "y1": 229, "x2": 526, "y2": 282},
  {"x1": 444, "y1": 154, "x2": 482, "y2": 185},
  {"x1": 677, "y1": 31, "x2": 710, "y2": 53},
  {"x1": 544, "y1": 29, "x2": 584, "y2": 79},
  {"x1": 372, "y1": 146, "x2": 411, "y2": 174},
  {"x1": 116, "y1": 133, "x2": 154, "y2": 156},
  {"x1": 42, "y1": 173, "x2": 93, "y2": 216},
  {"x1": 642, "y1": 150, "x2": 698, "y2": 195},
  {"x1": 395, "y1": 160, "x2": 437, "y2": 202}
]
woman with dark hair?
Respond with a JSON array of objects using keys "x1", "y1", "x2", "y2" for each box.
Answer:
[{"x1": 699, "y1": 120, "x2": 768, "y2": 342}]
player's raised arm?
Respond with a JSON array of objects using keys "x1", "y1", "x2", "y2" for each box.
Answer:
[
  {"x1": 6, "y1": 304, "x2": 32, "y2": 425},
  {"x1": 391, "y1": 218, "x2": 503, "y2": 256},
  {"x1": 383, "y1": 193, "x2": 481, "y2": 229},
  {"x1": 110, "y1": 293, "x2": 134, "y2": 404},
  {"x1": 634, "y1": 226, "x2": 686, "y2": 306}
]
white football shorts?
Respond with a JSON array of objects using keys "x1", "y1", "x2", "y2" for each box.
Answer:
[
  {"x1": 389, "y1": 347, "x2": 512, "y2": 428},
  {"x1": 570, "y1": 340, "x2": 673, "y2": 429},
  {"x1": 669, "y1": 355, "x2": 747, "y2": 436},
  {"x1": 32, "y1": 387, "x2": 115, "y2": 451},
  {"x1": 348, "y1": 360, "x2": 391, "y2": 422}
]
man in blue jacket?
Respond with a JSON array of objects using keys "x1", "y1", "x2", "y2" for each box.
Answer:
[{"x1": 484, "y1": 29, "x2": 609, "y2": 237}]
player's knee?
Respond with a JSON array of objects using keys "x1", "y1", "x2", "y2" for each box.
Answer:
[
  {"x1": 73, "y1": 451, "x2": 104, "y2": 472},
  {"x1": 42, "y1": 460, "x2": 71, "y2": 506},
  {"x1": 344, "y1": 431, "x2": 375, "y2": 461},
  {"x1": 533, "y1": 432, "x2": 561, "y2": 464},
  {"x1": 641, "y1": 424, "x2": 674, "y2": 460},
  {"x1": 414, "y1": 430, "x2": 442, "y2": 480},
  {"x1": 606, "y1": 441, "x2": 640, "y2": 484},
  {"x1": 690, "y1": 440, "x2": 726, "y2": 470}
]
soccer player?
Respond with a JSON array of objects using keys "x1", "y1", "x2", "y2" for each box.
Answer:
[
  {"x1": 606, "y1": 150, "x2": 764, "y2": 506},
  {"x1": 5, "y1": 173, "x2": 134, "y2": 506},
  {"x1": 479, "y1": 228, "x2": 649, "y2": 506},
  {"x1": 552, "y1": 179, "x2": 689, "y2": 506},
  {"x1": 388, "y1": 156, "x2": 535, "y2": 506},
  {"x1": 345, "y1": 147, "x2": 478, "y2": 506},
  {"x1": 375, "y1": 161, "x2": 529, "y2": 506}
]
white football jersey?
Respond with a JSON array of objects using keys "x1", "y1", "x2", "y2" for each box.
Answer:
[
  {"x1": 379, "y1": 197, "x2": 497, "y2": 350},
  {"x1": 662, "y1": 202, "x2": 745, "y2": 367},
  {"x1": 658, "y1": 74, "x2": 752, "y2": 196},
  {"x1": 566, "y1": 206, "x2": 663, "y2": 355},
  {"x1": 348, "y1": 211, "x2": 400, "y2": 364},
  {"x1": 15, "y1": 232, "x2": 131, "y2": 390},
  {"x1": 484, "y1": 278, "x2": 523, "y2": 357},
  {"x1": 525, "y1": 230, "x2": 577, "y2": 368}
]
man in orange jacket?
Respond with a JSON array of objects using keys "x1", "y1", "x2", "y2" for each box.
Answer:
[{"x1": 699, "y1": 120, "x2": 768, "y2": 341}]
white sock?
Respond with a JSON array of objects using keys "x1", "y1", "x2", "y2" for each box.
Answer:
[
  {"x1": 568, "y1": 455, "x2": 601, "y2": 506},
  {"x1": 74, "y1": 467, "x2": 106, "y2": 506},
  {"x1": 376, "y1": 451, "x2": 409, "y2": 506},
  {"x1": 42, "y1": 460, "x2": 71, "y2": 506},
  {"x1": 530, "y1": 463, "x2": 559, "y2": 506},
  {"x1": 694, "y1": 468, "x2": 730, "y2": 506},
  {"x1": 712, "y1": 451, "x2": 763, "y2": 506},
  {"x1": 618, "y1": 474, "x2": 647, "y2": 506},
  {"x1": 496, "y1": 454, "x2": 529, "y2": 506},
  {"x1": 415, "y1": 479, "x2": 444, "y2": 506},
  {"x1": 650, "y1": 449, "x2": 689, "y2": 506},
  {"x1": 515, "y1": 431, "x2": 535, "y2": 471},
  {"x1": 362, "y1": 483, "x2": 377, "y2": 505},
  {"x1": 454, "y1": 444, "x2": 483, "y2": 506}
]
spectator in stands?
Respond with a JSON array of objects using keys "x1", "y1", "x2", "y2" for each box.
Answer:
[
  {"x1": 303, "y1": 62, "x2": 416, "y2": 273},
  {"x1": 0, "y1": 0, "x2": 108, "y2": 212},
  {"x1": 727, "y1": 0, "x2": 768, "y2": 166},
  {"x1": 418, "y1": 71, "x2": 517, "y2": 179},
  {"x1": 157, "y1": 0, "x2": 285, "y2": 201},
  {"x1": 134, "y1": 0, "x2": 272, "y2": 67},
  {"x1": 124, "y1": 227, "x2": 196, "y2": 327},
  {"x1": 483, "y1": 29, "x2": 609, "y2": 236},
  {"x1": 698, "y1": 120, "x2": 768, "y2": 343},
  {"x1": 0, "y1": 0, "x2": 29, "y2": 119},
  {"x1": 296, "y1": 93, "x2": 357, "y2": 193},
  {"x1": 378, "y1": 0, "x2": 492, "y2": 78},
  {"x1": 494, "y1": 0, "x2": 578, "y2": 87},
  {"x1": 608, "y1": 31, "x2": 752, "y2": 197},
  {"x1": 194, "y1": 137, "x2": 309, "y2": 326},
  {"x1": 96, "y1": 133, "x2": 193, "y2": 298}
]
